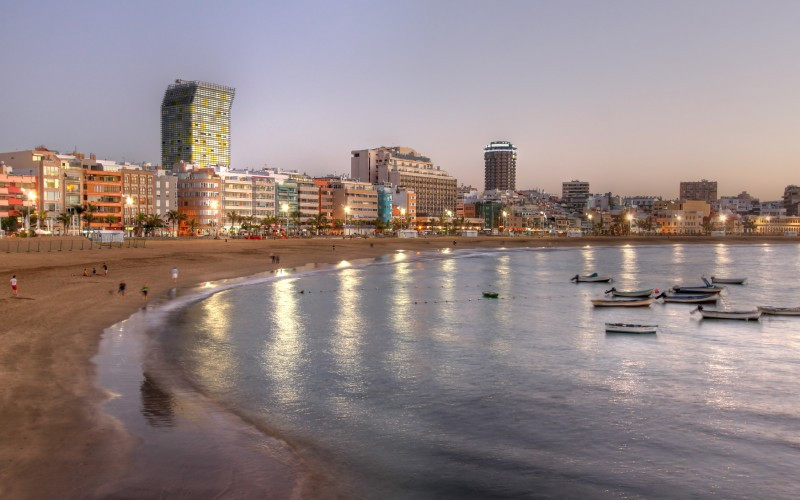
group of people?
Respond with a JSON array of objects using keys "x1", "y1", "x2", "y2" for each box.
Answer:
[
  {"x1": 117, "y1": 267, "x2": 178, "y2": 301},
  {"x1": 82, "y1": 263, "x2": 109, "y2": 277}
]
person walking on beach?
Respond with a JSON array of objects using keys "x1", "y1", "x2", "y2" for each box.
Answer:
[
  {"x1": 92, "y1": 266, "x2": 97, "y2": 277},
  {"x1": 270, "y1": 253, "x2": 275, "y2": 263},
  {"x1": 118, "y1": 281, "x2": 126, "y2": 297},
  {"x1": 171, "y1": 267, "x2": 179, "y2": 284},
  {"x1": 103, "y1": 263, "x2": 108, "y2": 276},
  {"x1": 83, "y1": 268, "x2": 90, "y2": 277},
  {"x1": 141, "y1": 285, "x2": 149, "y2": 301},
  {"x1": 10, "y1": 275, "x2": 18, "y2": 297}
]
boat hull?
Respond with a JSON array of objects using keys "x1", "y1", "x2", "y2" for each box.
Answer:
[
  {"x1": 671, "y1": 286, "x2": 724, "y2": 294},
  {"x1": 711, "y1": 277, "x2": 747, "y2": 285},
  {"x1": 606, "y1": 288, "x2": 654, "y2": 298},
  {"x1": 605, "y1": 323, "x2": 658, "y2": 334},
  {"x1": 659, "y1": 294, "x2": 719, "y2": 304},
  {"x1": 695, "y1": 308, "x2": 761, "y2": 320},
  {"x1": 758, "y1": 306, "x2": 800, "y2": 316},
  {"x1": 573, "y1": 276, "x2": 612, "y2": 283},
  {"x1": 591, "y1": 298, "x2": 653, "y2": 307}
]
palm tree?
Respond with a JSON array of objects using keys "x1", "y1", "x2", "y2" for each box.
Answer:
[
  {"x1": 134, "y1": 212, "x2": 148, "y2": 237},
  {"x1": 56, "y1": 212, "x2": 71, "y2": 235},
  {"x1": 81, "y1": 204, "x2": 97, "y2": 233},
  {"x1": 188, "y1": 218, "x2": 198, "y2": 236},
  {"x1": 165, "y1": 209, "x2": 180, "y2": 236},
  {"x1": 309, "y1": 214, "x2": 329, "y2": 235},
  {"x1": 226, "y1": 212, "x2": 239, "y2": 234},
  {"x1": 144, "y1": 214, "x2": 164, "y2": 236}
]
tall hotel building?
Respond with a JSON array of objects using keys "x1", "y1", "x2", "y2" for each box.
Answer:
[
  {"x1": 161, "y1": 79, "x2": 235, "y2": 169},
  {"x1": 484, "y1": 141, "x2": 517, "y2": 191},
  {"x1": 679, "y1": 179, "x2": 717, "y2": 203},
  {"x1": 351, "y1": 146, "x2": 456, "y2": 217}
]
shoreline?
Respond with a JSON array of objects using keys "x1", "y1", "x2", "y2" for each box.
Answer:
[{"x1": 0, "y1": 235, "x2": 797, "y2": 497}]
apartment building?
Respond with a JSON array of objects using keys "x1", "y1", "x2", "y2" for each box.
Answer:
[
  {"x1": 351, "y1": 146, "x2": 456, "y2": 216},
  {"x1": 561, "y1": 180, "x2": 590, "y2": 214},
  {"x1": 314, "y1": 178, "x2": 335, "y2": 219},
  {"x1": 330, "y1": 179, "x2": 378, "y2": 222},
  {"x1": 152, "y1": 168, "x2": 178, "y2": 217},
  {"x1": 122, "y1": 168, "x2": 155, "y2": 228},
  {"x1": 0, "y1": 162, "x2": 37, "y2": 225},
  {"x1": 175, "y1": 162, "x2": 222, "y2": 235},
  {"x1": 83, "y1": 168, "x2": 123, "y2": 228},
  {"x1": 680, "y1": 179, "x2": 718, "y2": 202},
  {"x1": 654, "y1": 200, "x2": 710, "y2": 235}
]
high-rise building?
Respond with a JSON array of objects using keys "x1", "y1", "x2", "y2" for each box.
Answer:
[
  {"x1": 161, "y1": 79, "x2": 235, "y2": 169},
  {"x1": 782, "y1": 185, "x2": 800, "y2": 216},
  {"x1": 679, "y1": 179, "x2": 717, "y2": 202},
  {"x1": 483, "y1": 141, "x2": 516, "y2": 191},
  {"x1": 351, "y1": 146, "x2": 456, "y2": 217},
  {"x1": 562, "y1": 180, "x2": 590, "y2": 213}
]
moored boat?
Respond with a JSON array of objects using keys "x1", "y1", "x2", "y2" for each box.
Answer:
[
  {"x1": 757, "y1": 306, "x2": 800, "y2": 316},
  {"x1": 571, "y1": 273, "x2": 612, "y2": 283},
  {"x1": 711, "y1": 276, "x2": 747, "y2": 285},
  {"x1": 605, "y1": 322, "x2": 658, "y2": 334},
  {"x1": 656, "y1": 292, "x2": 719, "y2": 304},
  {"x1": 605, "y1": 287, "x2": 654, "y2": 298},
  {"x1": 482, "y1": 291, "x2": 499, "y2": 298},
  {"x1": 692, "y1": 305, "x2": 761, "y2": 320},
  {"x1": 591, "y1": 297, "x2": 653, "y2": 307},
  {"x1": 671, "y1": 285, "x2": 724, "y2": 294}
]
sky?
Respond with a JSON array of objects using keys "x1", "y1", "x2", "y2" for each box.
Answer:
[{"x1": 1, "y1": 0, "x2": 799, "y2": 200}]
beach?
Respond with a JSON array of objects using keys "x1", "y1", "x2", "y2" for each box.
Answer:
[{"x1": 0, "y1": 234, "x2": 796, "y2": 498}]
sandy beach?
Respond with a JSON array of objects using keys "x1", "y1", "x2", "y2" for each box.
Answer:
[{"x1": 0, "y1": 234, "x2": 796, "y2": 498}]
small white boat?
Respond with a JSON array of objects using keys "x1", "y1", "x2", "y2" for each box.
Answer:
[
  {"x1": 605, "y1": 322, "x2": 658, "y2": 334},
  {"x1": 571, "y1": 273, "x2": 612, "y2": 283},
  {"x1": 591, "y1": 297, "x2": 653, "y2": 307},
  {"x1": 692, "y1": 305, "x2": 761, "y2": 320},
  {"x1": 757, "y1": 306, "x2": 800, "y2": 316},
  {"x1": 605, "y1": 287, "x2": 654, "y2": 298},
  {"x1": 711, "y1": 276, "x2": 747, "y2": 285}
]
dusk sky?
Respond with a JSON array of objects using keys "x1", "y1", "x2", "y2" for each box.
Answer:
[{"x1": 2, "y1": 0, "x2": 799, "y2": 199}]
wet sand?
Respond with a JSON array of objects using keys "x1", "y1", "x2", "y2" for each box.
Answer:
[{"x1": 0, "y1": 234, "x2": 795, "y2": 497}]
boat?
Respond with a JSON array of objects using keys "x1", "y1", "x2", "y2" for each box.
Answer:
[
  {"x1": 711, "y1": 277, "x2": 747, "y2": 285},
  {"x1": 656, "y1": 292, "x2": 719, "y2": 304},
  {"x1": 605, "y1": 287, "x2": 654, "y2": 298},
  {"x1": 757, "y1": 306, "x2": 800, "y2": 316},
  {"x1": 482, "y1": 291, "x2": 499, "y2": 298},
  {"x1": 671, "y1": 284, "x2": 724, "y2": 294},
  {"x1": 571, "y1": 273, "x2": 612, "y2": 283},
  {"x1": 591, "y1": 297, "x2": 653, "y2": 307},
  {"x1": 605, "y1": 322, "x2": 658, "y2": 334},
  {"x1": 692, "y1": 305, "x2": 761, "y2": 320}
]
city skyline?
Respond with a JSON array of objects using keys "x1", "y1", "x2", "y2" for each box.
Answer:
[{"x1": 2, "y1": 1, "x2": 800, "y2": 199}]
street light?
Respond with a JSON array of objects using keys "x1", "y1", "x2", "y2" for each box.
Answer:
[
  {"x1": 344, "y1": 205, "x2": 351, "y2": 235},
  {"x1": 281, "y1": 202, "x2": 290, "y2": 236},
  {"x1": 210, "y1": 200, "x2": 219, "y2": 237},
  {"x1": 626, "y1": 213, "x2": 634, "y2": 235},
  {"x1": 400, "y1": 207, "x2": 406, "y2": 230}
]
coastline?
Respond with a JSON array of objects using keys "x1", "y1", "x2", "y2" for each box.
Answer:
[{"x1": 0, "y1": 235, "x2": 797, "y2": 497}]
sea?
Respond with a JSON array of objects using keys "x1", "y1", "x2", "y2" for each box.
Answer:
[{"x1": 96, "y1": 243, "x2": 800, "y2": 498}]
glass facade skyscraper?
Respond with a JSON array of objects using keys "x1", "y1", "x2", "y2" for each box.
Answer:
[
  {"x1": 161, "y1": 79, "x2": 235, "y2": 169},
  {"x1": 483, "y1": 141, "x2": 517, "y2": 191}
]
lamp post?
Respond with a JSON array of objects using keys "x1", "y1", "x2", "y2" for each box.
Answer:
[
  {"x1": 445, "y1": 209, "x2": 452, "y2": 234},
  {"x1": 502, "y1": 210, "x2": 508, "y2": 235},
  {"x1": 344, "y1": 205, "x2": 351, "y2": 236},
  {"x1": 281, "y1": 203, "x2": 290, "y2": 236},
  {"x1": 400, "y1": 207, "x2": 406, "y2": 230},
  {"x1": 210, "y1": 200, "x2": 219, "y2": 238},
  {"x1": 626, "y1": 213, "x2": 634, "y2": 234},
  {"x1": 587, "y1": 213, "x2": 593, "y2": 234}
]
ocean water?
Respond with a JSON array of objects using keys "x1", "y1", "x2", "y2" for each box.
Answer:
[{"x1": 154, "y1": 244, "x2": 800, "y2": 498}]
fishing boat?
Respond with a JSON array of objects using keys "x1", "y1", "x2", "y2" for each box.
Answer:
[
  {"x1": 482, "y1": 291, "x2": 499, "y2": 298},
  {"x1": 605, "y1": 287, "x2": 654, "y2": 298},
  {"x1": 711, "y1": 277, "x2": 747, "y2": 285},
  {"x1": 571, "y1": 273, "x2": 612, "y2": 283},
  {"x1": 605, "y1": 322, "x2": 658, "y2": 334},
  {"x1": 757, "y1": 306, "x2": 800, "y2": 316},
  {"x1": 591, "y1": 297, "x2": 653, "y2": 307},
  {"x1": 656, "y1": 292, "x2": 719, "y2": 304},
  {"x1": 692, "y1": 305, "x2": 761, "y2": 320},
  {"x1": 671, "y1": 284, "x2": 724, "y2": 294}
]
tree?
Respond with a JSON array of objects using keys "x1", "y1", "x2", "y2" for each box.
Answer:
[
  {"x1": 134, "y1": 212, "x2": 148, "y2": 237},
  {"x1": 332, "y1": 218, "x2": 344, "y2": 232},
  {"x1": 143, "y1": 214, "x2": 164, "y2": 236},
  {"x1": 56, "y1": 212, "x2": 71, "y2": 234},
  {"x1": 374, "y1": 218, "x2": 388, "y2": 233},
  {"x1": 188, "y1": 218, "x2": 198, "y2": 236},
  {"x1": 104, "y1": 215, "x2": 116, "y2": 228},
  {"x1": 593, "y1": 215, "x2": 605, "y2": 235},
  {"x1": 226, "y1": 212, "x2": 240, "y2": 232},
  {"x1": 309, "y1": 214, "x2": 329, "y2": 235},
  {"x1": 165, "y1": 210, "x2": 180, "y2": 236},
  {"x1": 81, "y1": 204, "x2": 97, "y2": 233},
  {"x1": 742, "y1": 217, "x2": 756, "y2": 234},
  {"x1": 701, "y1": 219, "x2": 714, "y2": 235},
  {"x1": 635, "y1": 216, "x2": 654, "y2": 234},
  {"x1": 1, "y1": 216, "x2": 20, "y2": 234}
]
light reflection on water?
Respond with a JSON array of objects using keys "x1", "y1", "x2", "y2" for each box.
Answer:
[{"x1": 167, "y1": 243, "x2": 800, "y2": 499}]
